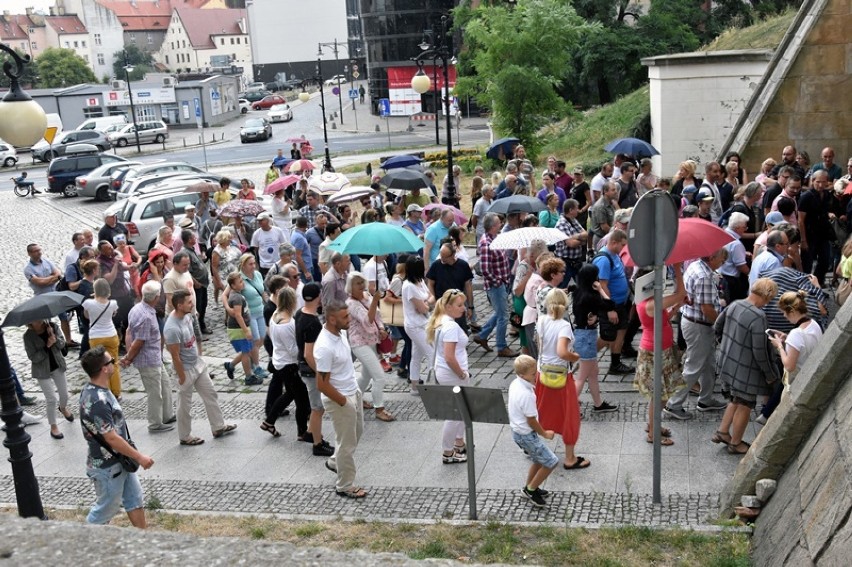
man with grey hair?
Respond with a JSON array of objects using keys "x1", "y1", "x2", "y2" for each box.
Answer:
[
  {"x1": 471, "y1": 184, "x2": 495, "y2": 242},
  {"x1": 496, "y1": 172, "x2": 526, "y2": 199},
  {"x1": 283, "y1": 263, "x2": 305, "y2": 311},
  {"x1": 749, "y1": 230, "x2": 789, "y2": 286},
  {"x1": 700, "y1": 161, "x2": 724, "y2": 223},
  {"x1": 321, "y1": 252, "x2": 350, "y2": 308},
  {"x1": 122, "y1": 281, "x2": 175, "y2": 432},
  {"x1": 719, "y1": 211, "x2": 751, "y2": 302}
]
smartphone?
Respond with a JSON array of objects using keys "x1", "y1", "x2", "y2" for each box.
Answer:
[{"x1": 765, "y1": 329, "x2": 779, "y2": 338}]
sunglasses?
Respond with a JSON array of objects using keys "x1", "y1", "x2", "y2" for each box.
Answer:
[{"x1": 104, "y1": 357, "x2": 116, "y2": 366}]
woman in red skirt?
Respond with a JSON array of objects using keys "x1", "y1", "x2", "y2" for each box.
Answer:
[{"x1": 535, "y1": 288, "x2": 589, "y2": 470}]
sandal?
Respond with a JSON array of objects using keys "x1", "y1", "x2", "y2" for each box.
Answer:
[
  {"x1": 645, "y1": 426, "x2": 671, "y2": 438},
  {"x1": 711, "y1": 431, "x2": 732, "y2": 445},
  {"x1": 362, "y1": 401, "x2": 374, "y2": 410},
  {"x1": 212, "y1": 424, "x2": 238, "y2": 438},
  {"x1": 453, "y1": 444, "x2": 467, "y2": 455},
  {"x1": 443, "y1": 452, "x2": 467, "y2": 464},
  {"x1": 260, "y1": 421, "x2": 281, "y2": 438},
  {"x1": 375, "y1": 409, "x2": 396, "y2": 422},
  {"x1": 727, "y1": 441, "x2": 751, "y2": 455},
  {"x1": 563, "y1": 456, "x2": 591, "y2": 470},
  {"x1": 647, "y1": 436, "x2": 675, "y2": 446},
  {"x1": 336, "y1": 488, "x2": 368, "y2": 499},
  {"x1": 180, "y1": 437, "x2": 205, "y2": 446}
]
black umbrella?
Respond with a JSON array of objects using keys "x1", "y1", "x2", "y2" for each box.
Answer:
[
  {"x1": 2, "y1": 292, "x2": 85, "y2": 328},
  {"x1": 604, "y1": 137, "x2": 659, "y2": 158},
  {"x1": 380, "y1": 169, "x2": 432, "y2": 191},
  {"x1": 487, "y1": 195, "x2": 546, "y2": 215},
  {"x1": 485, "y1": 137, "x2": 520, "y2": 160}
]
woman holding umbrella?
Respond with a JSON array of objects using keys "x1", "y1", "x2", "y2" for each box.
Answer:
[{"x1": 23, "y1": 318, "x2": 73, "y2": 439}]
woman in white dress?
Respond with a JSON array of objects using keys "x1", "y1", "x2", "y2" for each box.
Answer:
[{"x1": 402, "y1": 256, "x2": 434, "y2": 395}]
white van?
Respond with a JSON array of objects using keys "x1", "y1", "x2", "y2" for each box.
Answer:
[{"x1": 77, "y1": 115, "x2": 128, "y2": 132}]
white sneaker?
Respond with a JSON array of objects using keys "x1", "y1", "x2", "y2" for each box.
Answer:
[
  {"x1": 21, "y1": 412, "x2": 43, "y2": 426},
  {"x1": 755, "y1": 414, "x2": 767, "y2": 425}
]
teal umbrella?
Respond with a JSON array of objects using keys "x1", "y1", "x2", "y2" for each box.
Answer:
[{"x1": 327, "y1": 223, "x2": 424, "y2": 256}]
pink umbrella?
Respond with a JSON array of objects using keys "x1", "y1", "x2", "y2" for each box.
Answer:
[
  {"x1": 422, "y1": 203, "x2": 468, "y2": 225},
  {"x1": 623, "y1": 217, "x2": 735, "y2": 267},
  {"x1": 285, "y1": 159, "x2": 317, "y2": 173},
  {"x1": 264, "y1": 173, "x2": 301, "y2": 195}
]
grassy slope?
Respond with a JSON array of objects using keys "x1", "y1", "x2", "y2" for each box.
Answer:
[
  {"x1": 538, "y1": 85, "x2": 650, "y2": 172},
  {"x1": 702, "y1": 9, "x2": 797, "y2": 52}
]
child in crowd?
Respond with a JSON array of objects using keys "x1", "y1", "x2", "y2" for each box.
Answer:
[
  {"x1": 223, "y1": 272, "x2": 261, "y2": 385},
  {"x1": 508, "y1": 354, "x2": 557, "y2": 508}
]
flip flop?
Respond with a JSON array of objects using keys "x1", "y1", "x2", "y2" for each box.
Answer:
[
  {"x1": 375, "y1": 409, "x2": 396, "y2": 422},
  {"x1": 711, "y1": 431, "x2": 732, "y2": 445},
  {"x1": 645, "y1": 426, "x2": 672, "y2": 438},
  {"x1": 336, "y1": 488, "x2": 368, "y2": 499},
  {"x1": 563, "y1": 456, "x2": 591, "y2": 470},
  {"x1": 647, "y1": 436, "x2": 675, "y2": 446},
  {"x1": 180, "y1": 437, "x2": 205, "y2": 446}
]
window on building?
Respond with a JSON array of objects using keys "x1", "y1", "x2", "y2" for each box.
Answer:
[
  {"x1": 130, "y1": 35, "x2": 136, "y2": 44},
  {"x1": 31, "y1": 41, "x2": 37, "y2": 50},
  {"x1": 230, "y1": 37, "x2": 234, "y2": 45},
  {"x1": 136, "y1": 105, "x2": 156, "y2": 121},
  {"x1": 84, "y1": 54, "x2": 89, "y2": 62},
  {"x1": 73, "y1": 41, "x2": 79, "y2": 48},
  {"x1": 64, "y1": 41, "x2": 70, "y2": 48},
  {"x1": 21, "y1": 42, "x2": 26, "y2": 51},
  {"x1": 97, "y1": 53, "x2": 104, "y2": 65},
  {"x1": 147, "y1": 33, "x2": 153, "y2": 45},
  {"x1": 165, "y1": 55, "x2": 169, "y2": 64},
  {"x1": 82, "y1": 40, "x2": 87, "y2": 47},
  {"x1": 95, "y1": 33, "x2": 101, "y2": 46},
  {"x1": 182, "y1": 40, "x2": 186, "y2": 48},
  {"x1": 220, "y1": 38, "x2": 225, "y2": 46},
  {"x1": 236, "y1": 37, "x2": 240, "y2": 44},
  {"x1": 171, "y1": 41, "x2": 174, "y2": 49},
  {"x1": 83, "y1": 106, "x2": 104, "y2": 119}
]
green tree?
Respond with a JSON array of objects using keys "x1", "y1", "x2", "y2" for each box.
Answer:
[
  {"x1": 36, "y1": 48, "x2": 96, "y2": 88},
  {"x1": 454, "y1": 0, "x2": 595, "y2": 154},
  {"x1": 112, "y1": 45, "x2": 154, "y2": 81},
  {"x1": 0, "y1": 48, "x2": 39, "y2": 90}
]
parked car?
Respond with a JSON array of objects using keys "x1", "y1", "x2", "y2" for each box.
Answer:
[
  {"x1": 251, "y1": 95, "x2": 287, "y2": 110},
  {"x1": 246, "y1": 82, "x2": 265, "y2": 91},
  {"x1": 31, "y1": 130, "x2": 112, "y2": 162},
  {"x1": 107, "y1": 121, "x2": 169, "y2": 147},
  {"x1": 266, "y1": 104, "x2": 293, "y2": 123},
  {"x1": 240, "y1": 118, "x2": 273, "y2": 143},
  {"x1": 280, "y1": 79, "x2": 302, "y2": 91},
  {"x1": 76, "y1": 116, "x2": 127, "y2": 131},
  {"x1": 46, "y1": 150, "x2": 127, "y2": 197},
  {"x1": 0, "y1": 142, "x2": 17, "y2": 167},
  {"x1": 110, "y1": 184, "x2": 270, "y2": 252},
  {"x1": 239, "y1": 98, "x2": 251, "y2": 114},
  {"x1": 242, "y1": 90, "x2": 271, "y2": 103},
  {"x1": 324, "y1": 75, "x2": 347, "y2": 86},
  {"x1": 75, "y1": 160, "x2": 142, "y2": 201},
  {"x1": 112, "y1": 161, "x2": 207, "y2": 199}
]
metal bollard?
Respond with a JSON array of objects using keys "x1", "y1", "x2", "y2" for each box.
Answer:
[{"x1": 375, "y1": 125, "x2": 380, "y2": 132}]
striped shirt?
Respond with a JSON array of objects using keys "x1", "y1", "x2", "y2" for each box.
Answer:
[
  {"x1": 680, "y1": 259, "x2": 720, "y2": 322},
  {"x1": 760, "y1": 267, "x2": 828, "y2": 333}
]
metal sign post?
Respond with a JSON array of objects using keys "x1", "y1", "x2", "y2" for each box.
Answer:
[
  {"x1": 418, "y1": 384, "x2": 509, "y2": 520},
  {"x1": 626, "y1": 190, "x2": 679, "y2": 504},
  {"x1": 379, "y1": 98, "x2": 391, "y2": 148},
  {"x1": 194, "y1": 94, "x2": 208, "y2": 171},
  {"x1": 348, "y1": 88, "x2": 359, "y2": 130}
]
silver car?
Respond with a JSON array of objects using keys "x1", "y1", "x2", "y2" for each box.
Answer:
[
  {"x1": 108, "y1": 121, "x2": 169, "y2": 147},
  {"x1": 113, "y1": 161, "x2": 206, "y2": 199},
  {"x1": 75, "y1": 160, "x2": 142, "y2": 201},
  {"x1": 31, "y1": 129, "x2": 112, "y2": 162}
]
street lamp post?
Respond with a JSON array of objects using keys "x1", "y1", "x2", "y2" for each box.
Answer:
[
  {"x1": 123, "y1": 50, "x2": 142, "y2": 153},
  {"x1": 0, "y1": 41, "x2": 47, "y2": 520},
  {"x1": 299, "y1": 59, "x2": 333, "y2": 172},
  {"x1": 318, "y1": 40, "x2": 345, "y2": 125},
  {"x1": 411, "y1": 15, "x2": 456, "y2": 205}
]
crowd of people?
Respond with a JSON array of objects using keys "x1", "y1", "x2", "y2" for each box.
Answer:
[{"x1": 15, "y1": 143, "x2": 852, "y2": 522}]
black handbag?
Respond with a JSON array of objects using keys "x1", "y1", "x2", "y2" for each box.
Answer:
[{"x1": 83, "y1": 421, "x2": 140, "y2": 473}]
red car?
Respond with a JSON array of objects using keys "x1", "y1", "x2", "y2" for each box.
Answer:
[{"x1": 252, "y1": 95, "x2": 287, "y2": 110}]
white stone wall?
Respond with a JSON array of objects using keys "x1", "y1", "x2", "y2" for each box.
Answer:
[
  {"x1": 644, "y1": 51, "x2": 771, "y2": 179},
  {"x1": 62, "y1": 0, "x2": 125, "y2": 81}
]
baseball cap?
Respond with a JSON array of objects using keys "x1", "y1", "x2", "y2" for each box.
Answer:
[
  {"x1": 697, "y1": 188, "x2": 714, "y2": 201},
  {"x1": 257, "y1": 211, "x2": 273, "y2": 221},
  {"x1": 302, "y1": 281, "x2": 321, "y2": 302},
  {"x1": 682, "y1": 184, "x2": 698, "y2": 195},
  {"x1": 764, "y1": 211, "x2": 784, "y2": 225},
  {"x1": 573, "y1": 166, "x2": 584, "y2": 175},
  {"x1": 178, "y1": 217, "x2": 195, "y2": 229},
  {"x1": 406, "y1": 203, "x2": 423, "y2": 213}
]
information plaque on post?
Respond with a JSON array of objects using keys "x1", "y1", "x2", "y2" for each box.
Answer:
[{"x1": 418, "y1": 384, "x2": 509, "y2": 520}]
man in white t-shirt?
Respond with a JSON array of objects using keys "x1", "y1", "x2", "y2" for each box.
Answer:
[
  {"x1": 362, "y1": 255, "x2": 389, "y2": 296},
  {"x1": 251, "y1": 212, "x2": 288, "y2": 278},
  {"x1": 314, "y1": 300, "x2": 366, "y2": 499},
  {"x1": 589, "y1": 162, "x2": 614, "y2": 203}
]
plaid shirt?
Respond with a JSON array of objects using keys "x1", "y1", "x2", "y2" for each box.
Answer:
[
  {"x1": 553, "y1": 215, "x2": 585, "y2": 261},
  {"x1": 127, "y1": 301, "x2": 162, "y2": 368},
  {"x1": 680, "y1": 259, "x2": 721, "y2": 322},
  {"x1": 478, "y1": 232, "x2": 511, "y2": 290},
  {"x1": 298, "y1": 204, "x2": 331, "y2": 229}
]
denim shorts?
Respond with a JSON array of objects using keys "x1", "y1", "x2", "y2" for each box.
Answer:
[
  {"x1": 512, "y1": 430, "x2": 559, "y2": 469},
  {"x1": 249, "y1": 313, "x2": 267, "y2": 342},
  {"x1": 388, "y1": 325, "x2": 402, "y2": 340},
  {"x1": 86, "y1": 462, "x2": 144, "y2": 524},
  {"x1": 300, "y1": 374, "x2": 323, "y2": 411},
  {"x1": 573, "y1": 328, "x2": 599, "y2": 360},
  {"x1": 230, "y1": 338, "x2": 252, "y2": 354}
]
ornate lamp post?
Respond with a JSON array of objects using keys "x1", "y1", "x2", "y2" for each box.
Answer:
[
  {"x1": 411, "y1": 15, "x2": 456, "y2": 205},
  {"x1": 0, "y1": 42, "x2": 47, "y2": 520},
  {"x1": 122, "y1": 50, "x2": 142, "y2": 153},
  {"x1": 299, "y1": 59, "x2": 333, "y2": 172}
]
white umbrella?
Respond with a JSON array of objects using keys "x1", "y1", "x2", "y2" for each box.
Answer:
[
  {"x1": 489, "y1": 227, "x2": 569, "y2": 250},
  {"x1": 386, "y1": 185, "x2": 436, "y2": 198},
  {"x1": 326, "y1": 185, "x2": 375, "y2": 205},
  {"x1": 307, "y1": 172, "x2": 351, "y2": 195}
]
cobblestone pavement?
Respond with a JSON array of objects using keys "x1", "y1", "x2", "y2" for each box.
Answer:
[{"x1": 0, "y1": 474, "x2": 721, "y2": 528}]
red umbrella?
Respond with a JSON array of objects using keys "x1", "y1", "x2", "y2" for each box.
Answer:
[
  {"x1": 623, "y1": 217, "x2": 735, "y2": 267},
  {"x1": 264, "y1": 173, "x2": 301, "y2": 195},
  {"x1": 285, "y1": 159, "x2": 317, "y2": 173},
  {"x1": 423, "y1": 203, "x2": 468, "y2": 225}
]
